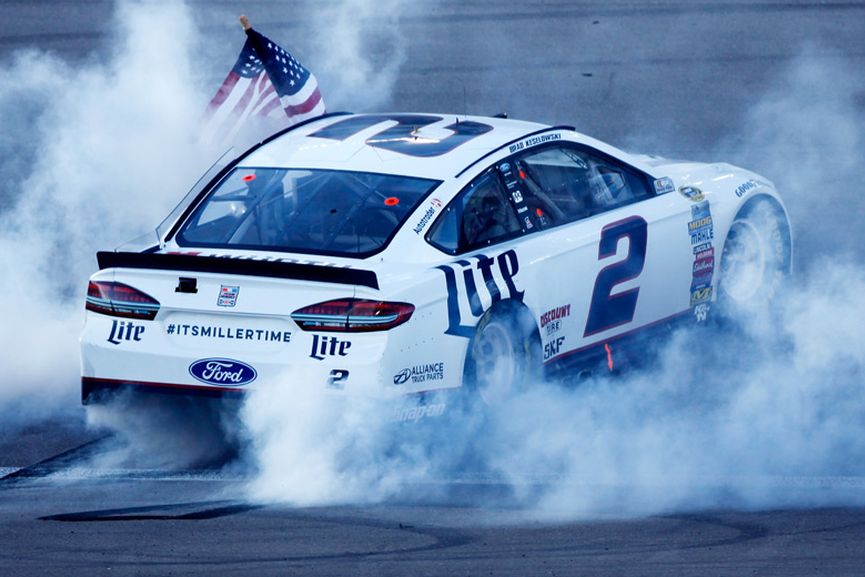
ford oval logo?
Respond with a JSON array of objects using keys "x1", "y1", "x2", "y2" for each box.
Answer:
[{"x1": 188, "y1": 358, "x2": 257, "y2": 387}]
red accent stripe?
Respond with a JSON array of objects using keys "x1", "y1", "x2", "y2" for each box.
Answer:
[
  {"x1": 604, "y1": 343, "x2": 614, "y2": 371},
  {"x1": 544, "y1": 308, "x2": 693, "y2": 365},
  {"x1": 283, "y1": 86, "x2": 322, "y2": 117}
]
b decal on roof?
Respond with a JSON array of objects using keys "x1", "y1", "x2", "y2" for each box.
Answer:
[{"x1": 309, "y1": 114, "x2": 493, "y2": 158}]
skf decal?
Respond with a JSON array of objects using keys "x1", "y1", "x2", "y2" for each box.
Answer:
[
  {"x1": 436, "y1": 249, "x2": 523, "y2": 338},
  {"x1": 217, "y1": 285, "x2": 239, "y2": 307},
  {"x1": 310, "y1": 335, "x2": 351, "y2": 360},
  {"x1": 544, "y1": 336, "x2": 566, "y2": 360},
  {"x1": 107, "y1": 320, "x2": 144, "y2": 345}
]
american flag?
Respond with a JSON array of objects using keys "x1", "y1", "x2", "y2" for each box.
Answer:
[{"x1": 203, "y1": 27, "x2": 326, "y2": 144}]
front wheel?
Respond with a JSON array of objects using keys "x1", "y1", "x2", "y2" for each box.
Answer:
[
  {"x1": 717, "y1": 198, "x2": 792, "y2": 317},
  {"x1": 463, "y1": 302, "x2": 540, "y2": 405}
]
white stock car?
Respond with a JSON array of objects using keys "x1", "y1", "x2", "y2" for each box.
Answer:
[{"x1": 81, "y1": 113, "x2": 792, "y2": 406}]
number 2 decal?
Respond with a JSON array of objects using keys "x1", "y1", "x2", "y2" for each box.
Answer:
[
  {"x1": 327, "y1": 369, "x2": 349, "y2": 389},
  {"x1": 583, "y1": 216, "x2": 648, "y2": 337},
  {"x1": 309, "y1": 114, "x2": 493, "y2": 158}
]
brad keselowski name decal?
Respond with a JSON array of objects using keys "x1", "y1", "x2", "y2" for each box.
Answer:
[
  {"x1": 436, "y1": 249, "x2": 523, "y2": 338},
  {"x1": 508, "y1": 132, "x2": 562, "y2": 154}
]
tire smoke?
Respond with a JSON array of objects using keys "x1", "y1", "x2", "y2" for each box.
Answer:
[
  {"x1": 0, "y1": 2, "x2": 213, "y2": 423},
  {"x1": 241, "y1": 48, "x2": 865, "y2": 518},
  {"x1": 2, "y1": 1, "x2": 864, "y2": 520}
]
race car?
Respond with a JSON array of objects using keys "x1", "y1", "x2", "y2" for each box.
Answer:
[{"x1": 81, "y1": 112, "x2": 792, "y2": 406}]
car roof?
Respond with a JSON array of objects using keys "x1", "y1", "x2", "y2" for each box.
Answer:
[{"x1": 239, "y1": 113, "x2": 554, "y2": 180}]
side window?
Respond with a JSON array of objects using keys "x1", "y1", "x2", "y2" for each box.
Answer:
[
  {"x1": 516, "y1": 145, "x2": 653, "y2": 226},
  {"x1": 428, "y1": 169, "x2": 522, "y2": 253}
]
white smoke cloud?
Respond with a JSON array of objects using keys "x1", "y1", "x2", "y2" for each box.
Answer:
[
  {"x1": 0, "y1": 0, "x2": 423, "y2": 442},
  {"x1": 0, "y1": 1, "x2": 214, "y2": 420},
  {"x1": 721, "y1": 45, "x2": 865, "y2": 268},
  {"x1": 240, "y1": 47, "x2": 865, "y2": 519},
  {"x1": 3, "y1": 0, "x2": 863, "y2": 522},
  {"x1": 310, "y1": 0, "x2": 413, "y2": 111}
]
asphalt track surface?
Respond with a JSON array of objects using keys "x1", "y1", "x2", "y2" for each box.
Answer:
[{"x1": 3, "y1": 1, "x2": 865, "y2": 575}]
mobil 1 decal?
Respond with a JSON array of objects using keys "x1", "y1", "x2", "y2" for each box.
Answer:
[
  {"x1": 688, "y1": 200, "x2": 715, "y2": 322},
  {"x1": 436, "y1": 249, "x2": 523, "y2": 337}
]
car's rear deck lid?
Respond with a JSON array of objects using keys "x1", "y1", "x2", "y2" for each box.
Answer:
[{"x1": 96, "y1": 251, "x2": 379, "y2": 289}]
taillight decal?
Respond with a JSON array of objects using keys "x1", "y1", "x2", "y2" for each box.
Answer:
[
  {"x1": 86, "y1": 281, "x2": 160, "y2": 320},
  {"x1": 291, "y1": 298, "x2": 414, "y2": 332}
]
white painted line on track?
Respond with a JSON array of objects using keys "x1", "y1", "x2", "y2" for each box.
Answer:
[
  {"x1": 417, "y1": 473, "x2": 865, "y2": 489},
  {"x1": 42, "y1": 467, "x2": 249, "y2": 483}
]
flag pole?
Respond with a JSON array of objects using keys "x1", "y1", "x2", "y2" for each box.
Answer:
[{"x1": 239, "y1": 14, "x2": 251, "y2": 31}]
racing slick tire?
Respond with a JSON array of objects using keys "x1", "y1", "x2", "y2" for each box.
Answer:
[
  {"x1": 463, "y1": 301, "x2": 541, "y2": 405},
  {"x1": 717, "y1": 197, "x2": 792, "y2": 319}
]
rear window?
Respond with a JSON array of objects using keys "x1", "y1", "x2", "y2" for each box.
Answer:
[{"x1": 177, "y1": 168, "x2": 440, "y2": 257}]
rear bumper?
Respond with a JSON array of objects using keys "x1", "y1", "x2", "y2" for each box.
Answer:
[{"x1": 81, "y1": 376, "x2": 246, "y2": 404}]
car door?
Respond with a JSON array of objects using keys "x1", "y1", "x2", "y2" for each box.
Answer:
[{"x1": 503, "y1": 143, "x2": 696, "y2": 368}]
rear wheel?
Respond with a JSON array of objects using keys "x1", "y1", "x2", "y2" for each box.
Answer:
[
  {"x1": 717, "y1": 198, "x2": 791, "y2": 316},
  {"x1": 463, "y1": 302, "x2": 540, "y2": 405}
]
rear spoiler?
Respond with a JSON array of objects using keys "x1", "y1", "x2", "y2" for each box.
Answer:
[{"x1": 96, "y1": 251, "x2": 379, "y2": 290}]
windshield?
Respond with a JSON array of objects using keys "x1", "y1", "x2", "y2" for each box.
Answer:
[{"x1": 176, "y1": 167, "x2": 440, "y2": 257}]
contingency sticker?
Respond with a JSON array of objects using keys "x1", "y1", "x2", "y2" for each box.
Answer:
[
  {"x1": 654, "y1": 177, "x2": 675, "y2": 195},
  {"x1": 688, "y1": 200, "x2": 715, "y2": 322},
  {"x1": 217, "y1": 285, "x2": 240, "y2": 307}
]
